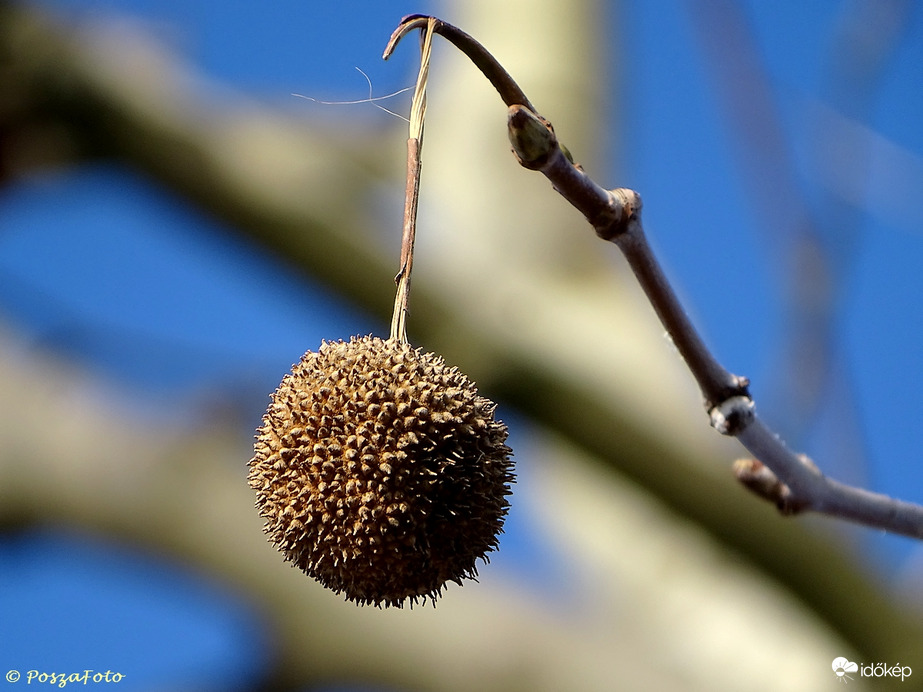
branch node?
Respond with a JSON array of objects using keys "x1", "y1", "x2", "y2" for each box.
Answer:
[
  {"x1": 733, "y1": 458, "x2": 812, "y2": 515},
  {"x1": 594, "y1": 187, "x2": 641, "y2": 240},
  {"x1": 709, "y1": 395, "x2": 755, "y2": 435}
]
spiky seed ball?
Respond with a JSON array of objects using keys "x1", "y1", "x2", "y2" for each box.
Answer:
[{"x1": 248, "y1": 335, "x2": 514, "y2": 607}]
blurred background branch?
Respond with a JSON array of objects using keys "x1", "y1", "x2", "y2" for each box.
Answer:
[
  {"x1": 2, "y1": 1, "x2": 922, "y2": 689},
  {"x1": 687, "y1": 0, "x2": 915, "y2": 484}
]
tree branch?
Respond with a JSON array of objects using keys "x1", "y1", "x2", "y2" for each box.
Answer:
[
  {"x1": 390, "y1": 14, "x2": 923, "y2": 539},
  {"x1": 507, "y1": 110, "x2": 923, "y2": 537}
]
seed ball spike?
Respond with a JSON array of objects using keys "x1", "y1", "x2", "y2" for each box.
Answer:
[{"x1": 248, "y1": 335, "x2": 514, "y2": 607}]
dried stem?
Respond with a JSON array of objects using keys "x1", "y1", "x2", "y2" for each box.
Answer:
[
  {"x1": 390, "y1": 15, "x2": 923, "y2": 539},
  {"x1": 388, "y1": 17, "x2": 435, "y2": 343}
]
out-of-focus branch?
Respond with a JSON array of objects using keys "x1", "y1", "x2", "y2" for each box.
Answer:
[
  {"x1": 0, "y1": 2, "x2": 403, "y2": 320},
  {"x1": 0, "y1": 327, "x2": 696, "y2": 692},
  {"x1": 2, "y1": 2, "x2": 922, "y2": 666}
]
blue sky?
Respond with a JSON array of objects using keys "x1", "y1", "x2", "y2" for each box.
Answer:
[{"x1": 2, "y1": 1, "x2": 923, "y2": 689}]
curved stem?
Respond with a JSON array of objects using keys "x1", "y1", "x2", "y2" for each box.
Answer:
[{"x1": 384, "y1": 14, "x2": 535, "y2": 112}]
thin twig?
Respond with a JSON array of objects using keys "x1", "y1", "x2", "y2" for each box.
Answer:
[
  {"x1": 390, "y1": 15, "x2": 923, "y2": 539},
  {"x1": 734, "y1": 412, "x2": 923, "y2": 537}
]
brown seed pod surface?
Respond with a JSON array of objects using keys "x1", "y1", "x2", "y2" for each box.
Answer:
[{"x1": 248, "y1": 335, "x2": 514, "y2": 607}]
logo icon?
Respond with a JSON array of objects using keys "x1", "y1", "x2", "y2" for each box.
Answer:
[{"x1": 832, "y1": 657, "x2": 858, "y2": 684}]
